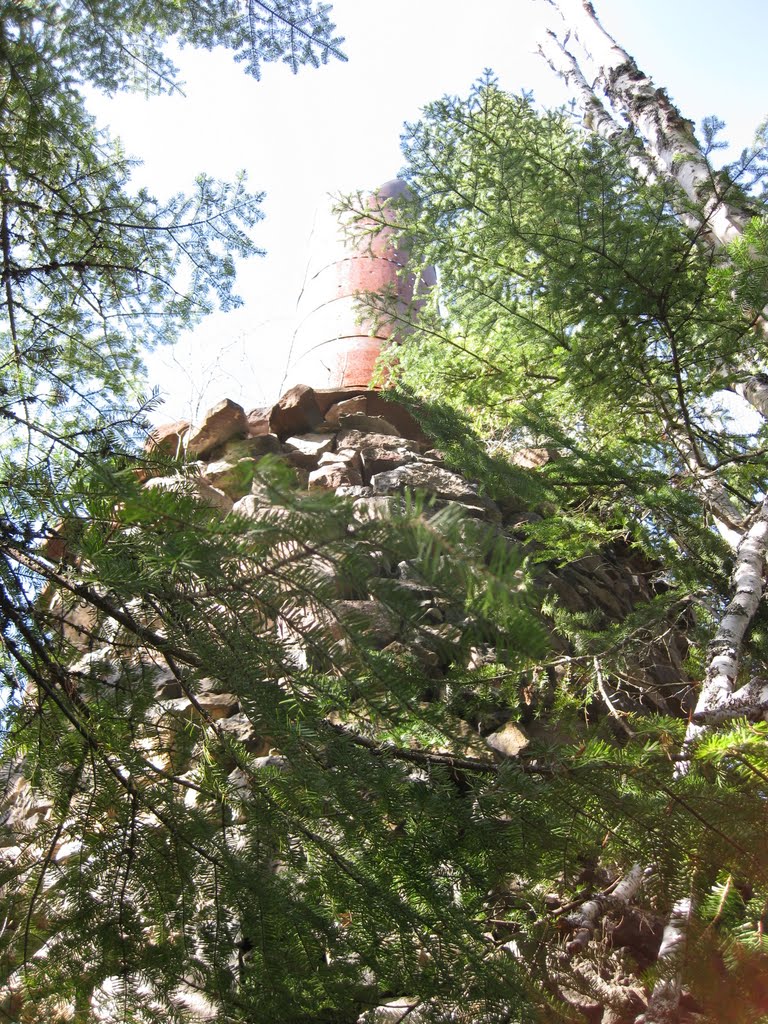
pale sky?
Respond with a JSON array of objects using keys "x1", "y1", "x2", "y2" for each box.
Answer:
[{"x1": 87, "y1": 0, "x2": 768, "y2": 424}]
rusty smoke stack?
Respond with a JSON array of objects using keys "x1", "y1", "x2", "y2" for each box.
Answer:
[{"x1": 282, "y1": 179, "x2": 435, "y2": 392}]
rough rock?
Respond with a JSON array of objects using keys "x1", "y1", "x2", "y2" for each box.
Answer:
[
  {"x1": 332, "y1": 599, "x2": 400, "y2": 648},
  {"x1": 269, "y1": 384, "x2": 324, "y2": 438},
  {"x1": 336, "y1": 413, "x2": 401, "y2": 436},
  {"x1": 321, "y1": 390, "x2": 430, "y2": 443},
  {"x1": 232, "y1": 433, "x2": 282, "y2": 458},
  {"x1": 336, "y1": 429, "x2": 421, "y2": 453},
  {"x1": 358, "y1": 444, "x2": 419, "y2": 479},
  {"x1": 147, "y1": 420, "x2": 190, "y2": 457},
  {"x1": 162, "y1": 692, "x2": 239, "y2": 721},
  {"x1": 363, "y1": 394, "x2": 430, "y2": 442},
  {"x1": 432, "y1": 496, "x2": 502, "y2": 523},
  {"x1": 352, "y1": 496, "x2": 397, "y2": 522},
  {"x1": 152, "y1": 671, "x2": 184, "y2": 700},
  {"x1": 143, "y1": 474, "x2": 233, "y2": 514},
  {"x1": 485, "y1": 721, "x2": 529, "y2": 757},
  {"x1": 252, "y1": 754, "x2": 288, "y2": 771},
  {"x1": 322, "y1": 395, "x2": 369, "y2": 425},
  {"x1": 217, "y1": 713, "x2": 273, "y2": 756},
  {"x1": 308, "y1": 462, "x2": 363, "y2": 490},
  {"x1": 318, "y1": 448, "x2": 361, "y2": 471},
  {"x1": 313, "y1": 387, "x2": 369, "y2": 416},
  {"x1": 203, "y1": 457, "x2": 257, "y2": 499},
  {"x1": 246, "y1": 407, "x2": 271, "y2": 436},
  {"x1": 371, "y1": 463, "x2": 499, "y2": 519},
  {"x1": 284, "y1": 433, "x2": 335, "y2": 466},
  {"x1": 382, "y1": 639, "x2": 440, "y2": 672},
  {"x1": 509, "y1": 447, "x2": 559, "y2": 469},
  {"x1": 186, "y1": 399, "x2": 248, "y2": 458},
  {"x1": 48, "y1": 592, "x2": 98, "y2": 650},
  {"x1": 232, "y1": 494, "x2": 291, "y2": 523},
  {"x1": 336, "y1": 485, "x2": 373, "y2": 498}
]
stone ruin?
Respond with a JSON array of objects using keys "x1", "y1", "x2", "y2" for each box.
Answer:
[
  {"x1": 0, "y1": 377, "x2": 693, "y2": 1022},
  {"x1": 0, "y1": 181, "x2": 694, "y2": 1023},
  {"x1": 141, "y1": 380, "x2": 690, "y2": 737}
]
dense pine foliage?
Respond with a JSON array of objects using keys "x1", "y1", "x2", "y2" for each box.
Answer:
[
  {"x1": 3, "y1": 3, "x2": 768, "y2": 1023},
  {"x1": 343, "y1": 67, "x2": 768, "y2": 1023}
]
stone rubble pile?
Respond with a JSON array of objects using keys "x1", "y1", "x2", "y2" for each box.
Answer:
[
  {"x1": 37, "y1": 380, "x2": 691, "y2": 787},
  {"x1": 142, "y1": 383, "x2": 689, "y2": 727},
  {"x1": 2, "y1": 384, "x2": 693, "y2": 1023}
]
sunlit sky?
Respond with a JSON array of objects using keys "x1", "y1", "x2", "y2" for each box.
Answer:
[{"x1": 87, "y1": 0, "x2": 768, "y2": 424}]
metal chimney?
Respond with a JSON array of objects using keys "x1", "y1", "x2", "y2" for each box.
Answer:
[{"x1": 283, "y1": 179, "x2": 435, "y2": 392}]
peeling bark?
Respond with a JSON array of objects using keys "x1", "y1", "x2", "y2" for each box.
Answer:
[
  {"x1": 691, "y1": 676, "x2": 768, "y2": 725},
  {"x1": 565, "y1": 862, "x2": 647, "y2": 954},
  {"x1": 538, "y1": 27, "x2": 626, "y2": 142},
  {"x1": 658, "y1": 499, "x2": 768, "y2": 1018},
  {"x1": 684, "y1": 496, "x2": 768, "y2": 752},
  {"x1": 636, "y1": 897, "x2": 692, "y2": 1024},
  {"x1": 535, "y1": 9, "x2": 768, "y2": 1019},
  {"x1": 542, "y1": 0, "x2": 750, "y2": 251},
  {"x1": 732, "y1": 373, "x2": 768, "y2": 419}
]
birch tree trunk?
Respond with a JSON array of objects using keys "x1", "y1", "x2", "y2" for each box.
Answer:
[
  {"x1": 536, "y1": 6, "x2": 768, "y2": 1019},
  {"x1": 541, "y1": 0, "x2": 751, "y2": 250},
  {"x1": 542, "y1": 0, "x2": 768, "y2": 428},
  {"x1": 637, "y1": 897, "x2": 693, "y2": 1024},
  {"x1": 733, "y1": 373, "x2": 768, "y2": 418},
  {"x1": 684, "y1": 496, "x2": 768, "y2": 750}
]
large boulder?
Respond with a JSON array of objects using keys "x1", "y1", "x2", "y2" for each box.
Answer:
[
  {"x1": 284, "y1": 433, "x2": 335, "y2": 466},
  {"x1": 335, "y1": 429, "x2": 421, "y2": 453},
  {"x1": 336, "y1": 413, "x2": 401, "y2": 436},
  {"x1": 202, "y1": 457, "x2": 258, "y2": 500},
  {"x1": 358, "y1": 443, "x2": 419, "y2": 480},
  {"x1": 246, "y1": 406, "x2": 271, "y2": 436},
  {"x1": 269, "y1": 384, "x2": 324, "y2": 438},
  {"x1": 234, "y1": 433, "x2": 282, "y2": 458},
  {"x1": 186, "y1": 399, "x2": 248, "y2": 458},
  {"x1": 371, "y1": 462, "x2": 497, "y2": 512},
  {"x1": 147, "y1": 419, "x2": 190, "y2": 457},
  {"x1": 321, "y1": 390, "x2": 431, "y2": 443},
  {"x1": 144, "y1": 473, "x2": 233, "y2": 514},
  {"x1": 308, "y1": 462, "x2": 363, "y2": 490}
]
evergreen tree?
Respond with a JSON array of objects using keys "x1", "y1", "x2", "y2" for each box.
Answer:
[
  {"x1": 341, "y1": 15, "x2": 768, "y2": 1023},
  {"x1": 0, "y1": 3, "x2": 556, "y2": 1021},
  {"x1": 4, "y1": 3, "x2": 768, "y2": 1023}
]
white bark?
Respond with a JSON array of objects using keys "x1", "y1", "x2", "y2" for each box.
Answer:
[
  {"x1": 543, "y1": 0, "x2": 750, "y2": 251},
  {"x1": 692, "y1": 676, "x2": 768, "y2": 725},
  {"x1": 683, "y1": 496, "x2": 768, "y2": 749},
  {"x1": 534, "y1": 8, "x2": 768, "y2": 1018},
  {"x1": 538, "y1": 29, "x2": 624, "y2": 142},
  {"x1": 636, "y1": 897, "x2": 692, "y2": 1024},
  {"x1": 565, "y1": 863, "x2": 646, "y2": 954},
  {"x1": 663, "y1": 418, "x2": 745, "y2": 550},
  {"x1": 697, "y1": 474, "x2": 744, "y2": 551},
  {"x1": 733, "y1": 374, "x2": 768, "y2": 419}
]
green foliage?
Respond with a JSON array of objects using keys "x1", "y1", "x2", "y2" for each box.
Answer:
[
  {"x1": 379, "y1": 76, "x2": 768, "y2": 574},
  {"x1": 4, "y1": 8, "x2": 768, "y2": 1023},
  {"x1": 336, "y1": 70, "x2": 768, "y2": 1020},
  {"x1": 0, "y1": 455, "x2": 552, "y2": 1021}
]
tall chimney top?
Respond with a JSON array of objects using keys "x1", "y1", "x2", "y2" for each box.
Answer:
[{"x1": 282, "y1": 179, "x2": 435, "y2": 393}]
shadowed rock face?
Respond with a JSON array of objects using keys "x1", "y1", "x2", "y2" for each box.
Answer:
[
  {"x1": 141, "y1": 385, "x2": 689, "y2": 710},
  {"x1": 284, "y1": 179, "x2": 436, "y2": 392}
]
